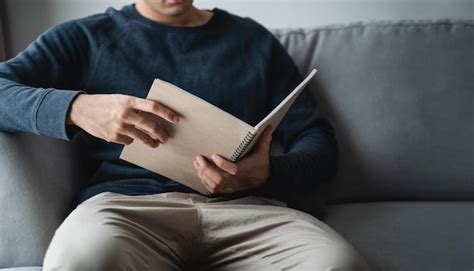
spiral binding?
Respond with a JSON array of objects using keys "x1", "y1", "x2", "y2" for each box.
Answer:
[{"x1": 230, "y1": 131, "x2": 256, "y2": 162}]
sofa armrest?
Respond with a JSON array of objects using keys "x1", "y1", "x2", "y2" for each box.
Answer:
[{"x1": 0, "y1": 132, "x2": 82, "y2": 268}]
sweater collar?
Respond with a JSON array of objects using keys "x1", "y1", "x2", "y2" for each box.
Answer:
[{"x1": 121, "y1": 4, "x2": 222, "y2": 33}]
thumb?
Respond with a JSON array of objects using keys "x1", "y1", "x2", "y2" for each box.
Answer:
[{"x1": 255, "y1": 125, "x2": 273, "y2": 155}]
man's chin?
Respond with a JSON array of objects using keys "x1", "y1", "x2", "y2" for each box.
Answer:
[{"x1": 161, "y1": 5, "x2": 192, "y2": 17}]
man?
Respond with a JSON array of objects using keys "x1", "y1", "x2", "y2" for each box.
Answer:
[{"x1": 0, "y1": 0, "x2": 369, "y2": 270}]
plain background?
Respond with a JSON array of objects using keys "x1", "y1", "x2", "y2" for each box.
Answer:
[{"x1": 1, "y1": 0, "x2": 473, "y2": 58}]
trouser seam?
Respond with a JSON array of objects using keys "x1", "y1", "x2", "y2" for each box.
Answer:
[
  {"x1": 193, "y1": 202, "x2": 286, "y2": 270},
  {"x1": 189, "y1": 202, "x2": 205, "y2": 265}
]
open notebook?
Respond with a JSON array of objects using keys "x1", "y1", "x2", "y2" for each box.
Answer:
[{"x1": 120, "y1": 69, "x2": 317, "y2": 194}]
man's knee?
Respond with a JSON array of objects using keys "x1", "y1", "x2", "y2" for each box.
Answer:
[
  {"x1": 43, "y1": 235, "x2": 131, "y2": 271},
  {"x1": 43, "y1": 204, "x2": 136, "y2": 270},
  {"x1": 273, "y1": 211, "x2": 371, "y2": 270}
]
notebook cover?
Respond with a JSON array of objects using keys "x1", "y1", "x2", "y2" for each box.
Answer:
[{"x1": 119, "y1": 79, "x2": 254, "y2": 195}]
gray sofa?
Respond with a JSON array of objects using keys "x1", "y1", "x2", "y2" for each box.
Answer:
[{"x1": 1, "y1": 20, "x2": 473, "y2": 270}]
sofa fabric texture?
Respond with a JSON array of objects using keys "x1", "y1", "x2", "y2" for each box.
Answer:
[
  {"x1": 0, "y1": 134, "x2": 83, "y2": 268},
  {"x1": 0, "y1": 20, "x2": 473, "y2": 270},
  {"x1": 274, "y1": 21, "x2": 474, "y2": 203},
  {"x1": 324, "y1": 201, "x2": 474, "y2": 271}
]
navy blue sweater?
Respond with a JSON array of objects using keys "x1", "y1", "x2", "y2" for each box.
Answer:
[{"x1": 0, "y1": 5, "x2": 337, "y2": 212}]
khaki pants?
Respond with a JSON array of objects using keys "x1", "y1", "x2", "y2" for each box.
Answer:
[{"x1": 43, "y1": 192, "x2": 369, "y2": 270}]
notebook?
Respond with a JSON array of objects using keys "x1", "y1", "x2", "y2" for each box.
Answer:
[{"x1": 119, "y1": 69, "x2": 318, "y2": 194}]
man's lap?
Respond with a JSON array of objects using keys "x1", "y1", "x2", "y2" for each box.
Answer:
[{"x1": 43, "y1": 192, "x2": 369, "y2": 270}]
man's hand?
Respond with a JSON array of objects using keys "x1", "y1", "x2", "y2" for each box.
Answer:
[
  {"x1": 193, "y1": 125, "x2": 273, "y2": 194},
  {"x1": 67, "y1": 93, "x2": 180, "y2": 147}
]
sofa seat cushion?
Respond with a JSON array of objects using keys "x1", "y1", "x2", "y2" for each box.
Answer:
[{"x1": 324, "y1": 201, "x2": 474, "y2": 271}]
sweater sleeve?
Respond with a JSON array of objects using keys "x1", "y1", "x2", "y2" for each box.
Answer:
[
  {"x1": 0, "y1": 21, "x2": 88, "y2": 140},
  {"x1": 254, "y1": 36, "x2": 338, "y2": 203}
]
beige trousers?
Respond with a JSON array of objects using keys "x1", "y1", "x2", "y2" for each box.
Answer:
[{"x1": 43, "y1": 192, "x2": 369, "y2": 271}]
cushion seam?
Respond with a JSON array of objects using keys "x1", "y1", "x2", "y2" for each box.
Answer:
[{"x1": 272, "y1": 19, "x2": 474, "y2": 36}]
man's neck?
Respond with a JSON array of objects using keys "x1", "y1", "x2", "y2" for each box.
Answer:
[{"x1": 135, "y1": 2, "x2": 213, "y2": 27}]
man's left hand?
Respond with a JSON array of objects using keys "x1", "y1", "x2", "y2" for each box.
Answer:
[{"x1": 193, "y1": 125, "x2": 273, "y2": 194}]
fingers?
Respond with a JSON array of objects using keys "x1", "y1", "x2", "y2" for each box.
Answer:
[
  {"x1": 211, "y1": 154, "x2": 238, "y2": 175},
  {"x1": 127, "y1": 111, "x2": 169, "y2": 143},
  {"x1": 197, "y1": 156, "x2": 223, "y2": 185},
  {"x1": 194, "y1": 158, "x2": 218, "y2": 192},
  {"x1": 131, "y1": 97, "x2": 180, "y2": 124},
  {"x1": 193, "y1": 155, "x2": 232, "y2": 194},
  {"x1": 113, "y1": 134, "x2": 134, "y2": 145},
  {"x1": 73, "y1": 94, "x2": 177, "y2": 147},
  {"x1": 254, "y1": 125, "x2": 273, "y2": 155},
  {"x1": 197, "y1": 169, "x2": 218, "y2": 193},
  {"x1": 119, "y1": 124, "x2": 160, "y2": 148}
]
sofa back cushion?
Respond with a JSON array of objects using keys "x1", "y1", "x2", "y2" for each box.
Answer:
[{"x1": 274, "y1": 20, "x2": 474, "y2": 203}]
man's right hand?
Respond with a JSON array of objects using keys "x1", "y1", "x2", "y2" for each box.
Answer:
[{"x1": 66, "y1": 93, "x2": 180, "y2": 148}]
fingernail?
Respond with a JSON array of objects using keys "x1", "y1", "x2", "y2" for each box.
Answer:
[
  {"x1": 173, "y1": 116, "x2": 180, "y2": 123},
  {"x1": 212, "y1": 154, "x2": 218, "y2": 160}
]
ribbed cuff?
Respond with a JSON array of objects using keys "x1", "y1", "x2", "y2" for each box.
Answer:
[
  {"x1": 35, "y1": 89, "x2": 85, "y2": 140},
  {"x1": 254, "y1": 155, "x2": 291, "y2": 202}
]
